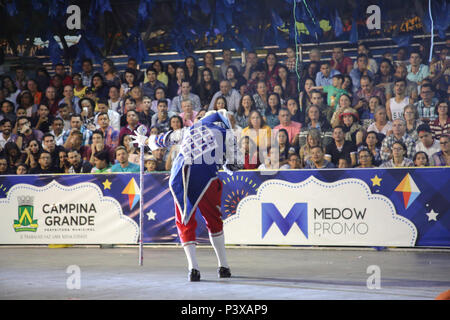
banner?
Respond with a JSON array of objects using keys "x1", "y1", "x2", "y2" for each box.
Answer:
[{"x1": 0, "y1": 168, "x2": 448, "y2": 247}]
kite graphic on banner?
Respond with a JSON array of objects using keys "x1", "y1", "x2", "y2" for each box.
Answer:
[
  {"x1": 122, "y1": 178, "x2": 140, "y2": 210},
  {"x1": 394, "y1": 174, "x2": 421, "y2": 210}
]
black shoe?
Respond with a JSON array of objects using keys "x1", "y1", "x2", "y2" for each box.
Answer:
[
  {"x1": 189, "y1": 269, "x2": 201, "y2": 282},
  {"x1": 218, "y1": 267, "x2": 231, "y2": 278}
]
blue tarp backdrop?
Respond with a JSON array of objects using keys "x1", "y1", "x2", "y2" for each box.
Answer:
[{"x1": 0, "y1": 168, "x2": 448, "y2": 247}]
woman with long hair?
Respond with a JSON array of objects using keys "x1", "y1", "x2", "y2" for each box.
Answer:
[
  {"x1": 183, "y1": 56, "x2": 199, "y2": 88},
  {"x1": 166, "y1": 62, "x2": 178, "y2": 83},
  {"x1": 298, "y1": 77, "x2": 315, "y2": 114},
  {"x1": 102, "y1": 59, "x2": 121, "y2": 89},
  {"x1": 167, "y1": 66, "x2": 185, "y2": 99},
  {"x1": 286, "y1": 97, "x2": 304, "y2": 124},
  {"x1": 241, "y1": 110, "x2": 272, "y2": 150},
  {"x1": 331, "y1": 93, "x2": 352, "y2": 128},
  {"x1": 196, "y1": 68, "x2": 219, "y2": 110},
  {"x1": 120, "y1": 69, "x2": 137, "y2": 98},
  {"x1": 374, "y1": 58, "x2": 394, "y2": 88},
  {"x1": 165, "y1": 115, "x2": 184, "y2": 171},
  {"x1": 276, "y1": 128, "x2": 291, "y2": 165},
  {"x1": 23, "y1": 138, "x2": 42, "y2": 170},
  {"x1": 169, "y1": 115, "x2": 183, "y2": 131},
  {"x1": 201, "y1": 51, "x2": 221, "y2": 82},
  {"x1": 342, "y1": 75, "x2": 353, "y2": 97},
  {"x1": 264, "y1": 92, "x2": 282, "y2": 128},
  {"x1": 277, "y1": 65, "x2": 297, "y2": 99},
  {"x1": 91, "y1": 73, "x2": 109, "y2": 100},
  {"x1": 235, "y1": 94, "x2": 256, "y2": 129},
  {"x1": 151, "y1": 60, "x2": 168, "y2": 86},
  {"x1": 3, "y1": 142, "x2": 23, "y2": 169},
  {"x1": 213, "y1": 96, "x2": 228, "y2": 111},
  {"x1": 226, "y1": 65, "x2": 246, "y2": 91},
  {"x1": 299, "y1": 128, "x2": 322, "y2": 167},
  {"x1": 264, "y1": 52, "x2": 280, "y2": 92}
]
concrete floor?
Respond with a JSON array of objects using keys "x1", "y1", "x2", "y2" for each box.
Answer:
[{"x1": 0, "y1": 246, "x2": 449, "y2": 300}]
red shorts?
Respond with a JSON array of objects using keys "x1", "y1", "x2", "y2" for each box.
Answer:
[{"x1": 175, "y1": 178, "x2": 223, "y2": 244}]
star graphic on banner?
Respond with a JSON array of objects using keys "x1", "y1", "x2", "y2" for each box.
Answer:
[
  {"x1": 146, "y1": 210, "x2": 157, "y2": 221},
  {"x1": 426, "y1": 209, "x2": 439, "y2": 222},
  {"x1": 371, "y1": 175, "x2": 382, "y2": 187},
  {"x1": 102, "y1": 179, "x2": 112, "y2": 190}
]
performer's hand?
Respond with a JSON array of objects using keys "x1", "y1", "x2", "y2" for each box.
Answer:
[{"x1": 130, "y1": 132, "x2": 148, "y2": 147}]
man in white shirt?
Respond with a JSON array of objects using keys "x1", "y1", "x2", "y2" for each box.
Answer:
[
  {"x1": 0, "y1": 119, "x2": 17, "y2": 152},
  {"x1": 209, "y1": 80, "x2": 241, "y2": 114},
  {"x1": 49, "y1": 117, "x2": 66, "y2": 146},
  {"x1": 415, "y1": 124, "x2": 441, "y2": 165},
  {"x1": 95, "y1": 99, "x2": 120, "y2": 131},
  {"x1": 108, "y1": 86, "x2": 122, "y2": 113}
]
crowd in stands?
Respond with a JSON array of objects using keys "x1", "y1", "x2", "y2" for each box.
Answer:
[{"x1": 0, "y1": 42, "x2": 449, "y2": 175}]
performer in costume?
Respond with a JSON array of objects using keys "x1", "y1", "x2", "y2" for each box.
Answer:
[{"x1": 133, "y1": 109, "x2": 242, "y2": 281}]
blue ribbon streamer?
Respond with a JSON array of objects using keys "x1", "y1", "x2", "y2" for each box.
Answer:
[{"x1": 428, "y1": 0, "x2": 434, "y2": 63}]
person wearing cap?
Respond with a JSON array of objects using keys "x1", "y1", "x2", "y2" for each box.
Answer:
[
  {"x1": 333, "y1": 107, "x2": 362, "y2": 145},
  {"x1": 415, "y1": 124, "x2": 441, "y2": 166},
  {"x1": 144, "y1": 155, "x2": 158, "y2": 172}
]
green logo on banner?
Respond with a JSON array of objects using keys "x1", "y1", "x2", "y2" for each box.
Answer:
[{"x1": 13, "y1": 196, "x2": 38, "y2": 232}]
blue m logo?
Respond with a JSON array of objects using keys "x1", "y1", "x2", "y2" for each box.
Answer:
[{"x1": 261, "y1": 203, "x2": 308, "y2": 239}]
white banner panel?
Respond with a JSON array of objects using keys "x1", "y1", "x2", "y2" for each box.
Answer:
[
  {"x1": 224, "y1": 176, "x2": 418, "y2": 247},
  {"x1": 0, "y1": 180, "x2": 139, "y2": 244}
]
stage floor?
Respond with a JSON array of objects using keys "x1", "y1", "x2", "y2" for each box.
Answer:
[{"x1": 0, "y1": 246, "x2": 449, "y2": 300}]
